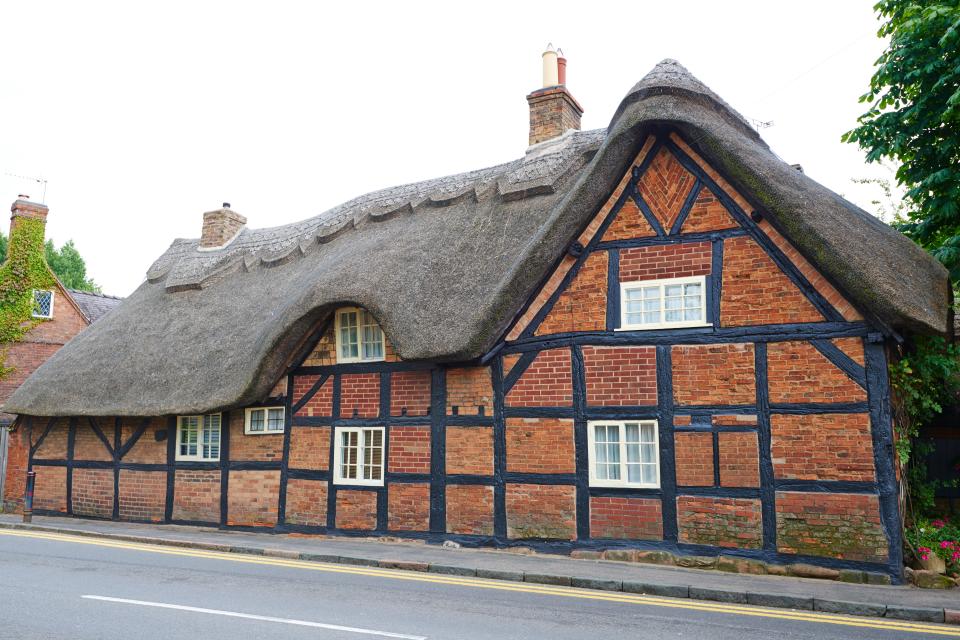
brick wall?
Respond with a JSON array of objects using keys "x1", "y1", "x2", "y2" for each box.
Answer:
[
  {"x1": 636, "y1": 147, "x2": 696, "y2": 230},
  {"x1": 288, "y1": 426, "x2": 330, "y2": 470},
  {"x1": 2, "y1": 427, "x2": 27, "y2": 509},
  {"x1": 583, "y1": 346, "x2": 656, "y2": 406},
  {"x1": 506, "y1": 484, "x2": 576, "y2": 540},
  {"x1": 293, "y1": 375, "x2": 333, "y2": 417},
  {"x1": 388, "y1": 483, "x2": 430, "y2": 531},
  {"x1": 767, "y1": 341, "x2": 867, "y2": 404},
  {"x1": 172, "y1": 470, "x2": 221, "y2": 522},
  {"x1": 228, "y1": 470, "x2": 280, "y2": 526},
  {"x1": 776, "y1": 492, "x2": 887, "y2": 562},
  {"x1": 771, "y1": 413, "x2": 875, "y2": 482},
  {"x1": 336, "y1": 490, "x2": 377, "y2": 530},
  {"x1": 390, "y1": 370, "x2": 431, "y2": 417},
  {"x1": 536, "y1": 250, "x2": 607, "y2": 335},
  {"x1": 284, "y1": 479, "x2": 327, "y2": 527},
  {"x1": 446, "y1": 426, "x2": 493, "y2": 475},
  {"x1": 721, "y1": 236, "x2": 823, "y2": 326},
  {"x1": 602, "y1": 198, "x2": 657, "y2": 241},
  {"x1": 118, "y1": 470, "x2": 165, "y2": 521},
  {"x1": 506, "y1": 348, "x2": 572, "y2": 407},
  {"x1": 589, "y1": 496, "x2": 662, "y2": 539},
  {"x1": 120, "y1": 419, "x2": 167, "y2": 464},
  {"x1": 672, "y1": 343, "x2": 755, "y2": 406},
  {"x1": 718, "y1": 431, "x2": 760, "y2": 487},
  {"x1": 387, "y1": 426, "x2": 431, "y2": 474},
  {"x1": 341, "y1": 373, "x2": 380, "y2": 418},
  {"x1": 32, "y1": 420, "x2": 69, "y2": 459},
  {"x1": 677, "y1": 496, "x2": 762, "y2": 548},
  {"x1": 446, "y1": 484, "x2": 494, "y2": 535},
  {"x1": 680, "y1": 186, "x2": 737, "y2": 233},
  {"x1": 446, "y1": 367, "x2": 493, "y2": 416},
  {"x1": 505, "y1": 418, "x2": 574, "y2": 474},
  {"x1": 72, "y1": 422, "x2": 113, "y2": 462},
  {"x1": 72, "y1": 468, "x2": 114, "y2": 518},
  {"x1": 229, "y1": 412, "x2": 283, "y2": 462},
  {"x1": 833, "y1": 337, "x2": 865, "y2": 366},
  {"x1": 620, "y1": 241, "x2": 711, "y2": 282},
  {"x1": 675, "y1": 432, "x2": 714, "y2": 486},
  {"x1": 33, "y1": 465, "x2": 67, "y2": 512}
]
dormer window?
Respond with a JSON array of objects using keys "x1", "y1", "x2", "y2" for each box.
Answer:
[
  {"x1": 32, "y1": 289, "x2": 54, "y2": 319},
  {"x1": 335, "y1": 307, "x2": 384, "y2": 363}
]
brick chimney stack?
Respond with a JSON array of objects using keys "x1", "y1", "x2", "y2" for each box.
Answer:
[
  {"x1": 199, "y1": 203, "x2": 246, "y2": 250},
  {"x1": 10, "y1": 195, "x2": 48, "y2": 236},
  {"x1": 526, "y1": 44, "x2": 584, "y2": 146}
]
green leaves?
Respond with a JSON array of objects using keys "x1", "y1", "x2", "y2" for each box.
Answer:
[{"x1": 0, "y1": 232, "x2": 99, "y2": 292}]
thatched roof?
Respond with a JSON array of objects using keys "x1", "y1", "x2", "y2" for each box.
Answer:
[{"x1": 6, "y1": 59, "x2": 949, "y2": 417}]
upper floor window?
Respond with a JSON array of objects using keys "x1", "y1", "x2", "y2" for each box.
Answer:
[
  {"x1": 335, "y1": 307, "x2": 384, "y2": 363},
  {"x1": 620, "y1": 276, "x2": 707, "y2": 330},
  {"x1": 245, "y1": 407, "x2": 285, "y2": 434},
  {"x1": 177, "y1": 413, "x2": 221, "y2": 461},
  {"x1": 32, "y1": 289, "x2": 54, "y2": 319},
  {"x1": 587, "y1": 420, "x2": 659, "y2": 488}
]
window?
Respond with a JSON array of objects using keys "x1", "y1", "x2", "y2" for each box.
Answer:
[
  {"x1": 176, "y1": 414, "x2": 221, "y2": 461},
  {"x1": 335, "y1": 307, "x2": 384, "y2": 363},
  {"x1": 32, "y1": 289, "x2": 54, "y2": 319},
  {"x1": 620, "y1": 276, "x2": 708, "y2": 330},
  {"x1": 587, "y1": 420, "x2": 659, "y2": 488},
  {"x1": 333, "y1": 426, "x2": 384, "y2": 486},
  {"x1": 245, "y1": 407, "x2": 285, "y2": 434}
]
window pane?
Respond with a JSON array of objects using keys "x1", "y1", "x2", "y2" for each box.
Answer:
[
  {"x1": 362, "y1": 429, "x2": 383, "y2": 481},
  {"x1": 339, "y1": 312, "x2": 359, "y2": 359},
  {"x1": 664, "y1": 284, "x2": 683, "y2": 297},
  {"x1": 179, "y1": 416, "x2": 199, "y2": 456},
  {"x1": 340, "y1": 430, "x2": 358, "y2": 480},
  {"x1": 202, "y1": 414, "x2": 220, "y2": 460},
  {"x1": 594, "y1": 424, "x2": 621, "y2": 480},
  {"x1": 32, "y1": 290, "x2": 53, "y2": 318},
  {"x1": 267, "y1": 408, "x2": 284, "y2": 431},
  {"x1": 641, "y1": 464, "x2": 657, "y2": 484},
  {"x1": 249, "y1": 409, "x2": 265, "y2": 432}
]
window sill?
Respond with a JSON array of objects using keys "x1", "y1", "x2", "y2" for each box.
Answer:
[
  {"x1": 614, "y1": 322, "x2": 711, "y2": 332},
  {"x1": 243, "y1": 430, "x2": 285, "y2": 436}
]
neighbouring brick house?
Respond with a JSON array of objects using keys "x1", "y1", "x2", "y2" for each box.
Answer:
[
  {"x1": 0, "y1": 198, "x2": 121, "y2": 509},
  {"x1": 4, "y1": 57, "x2": 951, "y2": 581}
]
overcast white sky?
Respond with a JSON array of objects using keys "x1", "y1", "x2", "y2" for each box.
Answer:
[{"x1": 1, "y1": 1, "x2": 894, "y2": 296}]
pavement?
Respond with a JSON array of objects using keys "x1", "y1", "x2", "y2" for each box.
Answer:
[{"x1": 0, "y1": 513, "x2": 957, "y2": 630}]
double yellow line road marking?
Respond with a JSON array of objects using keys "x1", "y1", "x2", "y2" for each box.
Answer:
[{"x1": 1, "y1": 528, "x2": 956, "y2": 637}]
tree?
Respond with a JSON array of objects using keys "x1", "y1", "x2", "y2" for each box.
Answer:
[
  {"x1": 842, "y1": 1, "x2": 960, "y2": 280},
  {"x1": 0, "y1": 231, "x2": 99, "y2": 292}
]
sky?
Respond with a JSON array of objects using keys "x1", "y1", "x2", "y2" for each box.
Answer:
[{"x1": 0, "y1": 1, "x2": 895, "y2": 296}]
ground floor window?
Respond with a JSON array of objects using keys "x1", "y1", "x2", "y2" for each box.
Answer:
[
  {"x1": 587, "y1": 420, "x2": 659, "y2": 487},
  {"x1": 333, "y1": 426, "x2": 384, "y2": 485},
  {"x1": 176, "y1": 414, "x2": 221, "y2": 461}
]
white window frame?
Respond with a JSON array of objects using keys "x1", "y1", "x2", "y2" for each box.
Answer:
[
  {"x1": 334, "y1": 307, "x2": 385, "y2": 363},
  {"x1": 244, "y1": 406, "x2": 285, "y2": 435},
  {"x1": 31, "y1": 289, "x2": 55, "y2": 319},
  {"x1": 587, "y1": 420, "x2": 660, "y2": 488},
  {"x1": 176, "y1": 413, "x2": 222, "y2": 461},
  {"x1": 619, "y1": 275, "x2": 709, "y2": 330},
  {"x1": 332, "y1": 426, "x2": 385, "y2": 486}
]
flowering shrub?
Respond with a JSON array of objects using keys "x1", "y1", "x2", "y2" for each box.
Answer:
[{"x1": 906, "y1": 517, "x2": 960, "y2": 573}]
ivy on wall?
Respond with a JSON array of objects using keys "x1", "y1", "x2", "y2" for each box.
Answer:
[{"x1": 0, "y1": 217, "x2": 56, "y2": 378}]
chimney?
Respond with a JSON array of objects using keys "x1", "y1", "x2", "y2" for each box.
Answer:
[
  {"x1": 10, "y1": 195, "x2": 48, "y2": 237},
  {"x1": 199, "y1": 203, "x2": 246, "y2": 250},
  {"x1": 526, "y1": 44, "x2": 584, "y2": 146}
]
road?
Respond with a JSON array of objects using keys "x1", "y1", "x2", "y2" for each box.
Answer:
[{"x1": 0, "y1": 529, "x2": 956, "y2": 640}]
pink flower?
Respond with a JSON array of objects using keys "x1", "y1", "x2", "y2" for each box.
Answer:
[
  {"x1": 953, "y1": 551, "x2": 960, "y2": 562},
  {"x1": 921, "y1": 553, "x2": 930, "y2": 560},
  {"x1": 933, "y1": 519, "x2": 947, "y2": 528},
  {"x1": 942, "y1": 541, "x2": 951, "y2": 549}
]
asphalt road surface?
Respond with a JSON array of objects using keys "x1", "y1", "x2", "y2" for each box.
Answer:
[{"x1": 0, "y1": 529, "x2": 956, "y2": 640}]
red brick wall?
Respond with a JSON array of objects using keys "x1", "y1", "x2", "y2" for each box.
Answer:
[
  {"x1": 388, "y1": 483, "x2": 430, "y2": 531},
  {"x1": 620, "y1": 242, "x2": 711, "y2": 282},
  {"x1": 229, "y1": 412, "x2": 283, "y2": 462},
  {"x1": 776, "y1": 492, "x2": 887, "y2": 562},
  {"x1": 120, "y1": 419, "x2": 167, "y2": 464},
  {"x1": 288, "y1": 426, "x2": 330, "y2": 470},
  {"x1": 73, "y1": 422, "x2": 113, "y2": 462},
  {"x1": 672, "y1": 343, "x2": 755, "y2": 406},
  {"x1": 72, "y1": 468, "x2": 114, "y2": 518},
  {"x1": 446, "y1": 484, "x2": 494, "y2": 535},
  {"x1": 340, "y1": 373, "x2": 380, "y2": 418},
  {"x1": 446, "y1": 427, "x2": 493, "y2": 475},
  {"x1": 589, "y1": 496, "x2": 662, "y2": 539},
  {"x1": 284, "y1": 479, "x2": 327, "y2": 527},
  {"x1": 675, "y1": 432, "x2": 714, "y2": 486},
  {"x1": 536, "y1": 250, "x2": 607, "y2": 335},
  {"x1": 336, "y1": 490, "x2": 377, "y2": 529},
  {"x1": 2, "y1": 426, "x2": 28, "y2": 509},
  {"x1": 227, "y1": 470, "x2": 280, "y2": 526},
  {"x1": 118, "y1": 470, "x2": 165, "y2": 521},
  {"x1": 32, "y1": 419, "x2": 69, "y2": 458},
  {"x1": 767, "y1": 341, "x2": 867, "y2": 404},
  {"x1": 505, "y1": 418, "x2": 575, "y2": 474},
  {"x1": 718, "y1": 431, "x2": 759, "y2": 487},
  {"x1": 602, "y1": 198, "x2": 658, "y2": 241},
  {"x1": 833, "y1": 337, "x2": 865, "y2": 366},
  {"x1": 387, "y1": 426, "x2": 431, "y2": 474},
  {"x1": 0, "y1": 343, "x2": 58, "y2": 424},
  {"x1": 636, "y1": 147, "x2": 696, "y2": 230},
  {"x1": 446, "y1": 367, "x2": 493, "y2": 416},
  {"x1": 677, "y1": 496, "x2": 762, "y2": 549},
  {"x1": 33, "y1": 465, "x2": 67, "y2": 512},
  {"x1": 292, "y1": 375, "x2": 333, "y2": 417},
  {"x1": 506, "y1": 484, "x2": 576, "y2": 540},
  {"x1": 583, "y1": 346, "x2": 656, "y2": 406},
  {"x1": 771, "y1": 413, "x2": 875, "y2": 482},
  {"x1": 680, "y1": 186, "x2": 738, "y2": 233},
  {"x1": 506, "y1": 348, "x2": 572, "y2": 407},
  {"x1": 390, "y1": 370, "x2": 431, "y2": 417},
  {"x1": 721, "y1": 236, "x2": 823, "y2": 326},
  {"x1": 172, "y1": 470, "x2": 221, "y2": 522}
]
